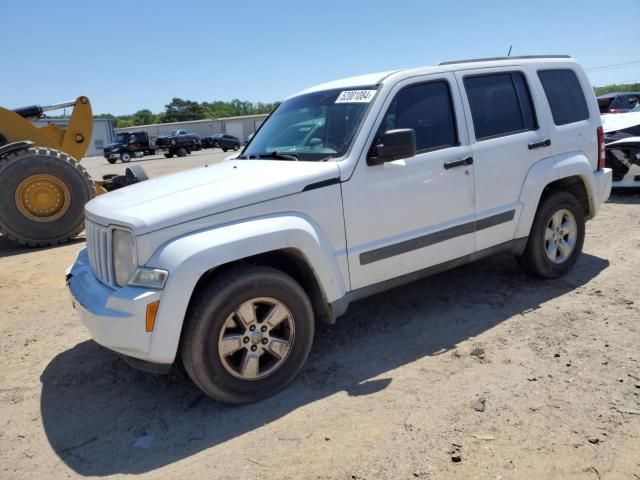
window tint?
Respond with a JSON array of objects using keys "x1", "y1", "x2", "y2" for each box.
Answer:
[
  {"x1": 380, "y1": 81, "x2": 458, "y2": 152},
  {"x1": 538, "y1": 69, "x2": 589, "y2": 125},
  {"x1": 464, "y1": 72, "x2": 537, "y2": 140}
]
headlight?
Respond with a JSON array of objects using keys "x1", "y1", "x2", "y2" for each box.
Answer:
[
  {"x1": 112, "y1": 229, "x2": 136, "y2": 286},
  {"x1": 128, "y1": 267, "x2": 168, "y2": 289}
]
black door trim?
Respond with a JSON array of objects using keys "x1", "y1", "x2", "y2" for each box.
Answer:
[{"x1": 359, "y1": 209, "x2": 515, "y2": 265}]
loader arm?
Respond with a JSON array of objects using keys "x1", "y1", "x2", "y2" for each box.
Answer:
[{"x1": 0, "y1": 96, "x2": 92, "y2": 161}]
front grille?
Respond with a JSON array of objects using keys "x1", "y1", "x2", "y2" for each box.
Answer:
[{"x1": 86, "y1": 220, "x2": 114, "y2": 286}]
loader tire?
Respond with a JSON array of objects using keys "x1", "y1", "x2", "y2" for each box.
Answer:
[{"x1": 0, "y1": 147, "x2": 95, "y2": 247}]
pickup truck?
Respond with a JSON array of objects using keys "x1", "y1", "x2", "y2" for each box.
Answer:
[
  {"x1": 68, "y1": 55, "x2": 612, "y2": 404},
  {"x1": 155, "y1": 129, "x2": 201, "y2": 158}
]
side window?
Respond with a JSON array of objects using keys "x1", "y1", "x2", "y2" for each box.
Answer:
[
  {"x1": 380, "y1": 80, "x2": 458, "y2": 152},
  {"x1": 464, "y1": 72, "x2": 538, "y2": 140},
  {"x1": 537, "y1": 69, "x2": 589, "y2": 125}
]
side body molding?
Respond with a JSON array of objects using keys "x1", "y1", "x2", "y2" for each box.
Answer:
[
  {"x1": 515, "y1": 152, "x2": 599, "y2": 239},
  {"x1": 144, "y1": 214, "x2": 348, "y2": 364}
]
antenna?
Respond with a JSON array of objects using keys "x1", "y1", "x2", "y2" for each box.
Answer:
[{"x1": 507, "y1": 45, "x2": 512, "y2": 57}]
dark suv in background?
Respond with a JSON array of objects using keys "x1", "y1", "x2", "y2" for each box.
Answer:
[
  {"x1": 201, "y1": 133, "x2": 241, "y2": 151},
  {"x1": 597, "y1": 92, "x2": 640, "y2": 114}
]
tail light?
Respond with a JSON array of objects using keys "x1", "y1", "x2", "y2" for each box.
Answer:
[{"x1": 597, "y1": 126, "x2": 606, "y2": 170}]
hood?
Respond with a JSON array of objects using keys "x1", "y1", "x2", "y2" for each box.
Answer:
[
  {"x1": 85, "y1": 160, "x2": 341, "y2": 235},
  {"x1": 601, "y1": 112, "x2": 640, "y2": 133},
  {"x1": 104, "y1": 141, "x2": 125, "y2": 149}
]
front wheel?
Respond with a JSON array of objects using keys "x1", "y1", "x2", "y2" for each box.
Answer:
[
  {"x1": 233, "y1": 144, "x2": 239, "y2": 151},
  {"x1": 517, "y1": 191, "x2": 585, "y2": 278},
  {"x1": 120, "y1": 152, "x2": 131, "y2": 163},
  {"x1": 181, "y1": 265, "x2": 314, "y2": 404},
  {"x1": 164, "y1": 153, "x2": 173, "y2": 158}
]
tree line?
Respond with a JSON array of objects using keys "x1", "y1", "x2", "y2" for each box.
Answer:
[
  {"x1": 95, "y1": 98, "x2": 280, "y2": 128},
  {"x1": 56, "y1": 83, "x2": 640, "y2": 128}
]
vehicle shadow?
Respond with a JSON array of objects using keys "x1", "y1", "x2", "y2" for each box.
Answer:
[
  {"x1": 40, "y1": 252, "x2": 608, "y2": 476},
  {"x1": 0, "y1": 235, "x2": 85, "y2": 259}
]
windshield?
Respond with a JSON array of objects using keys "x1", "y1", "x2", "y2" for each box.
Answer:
[
  {"x1": 115, "y1": 133, "x2": 126, "y2": 144},
  {"x1": 631, "y1": 104, "x2": 640, "y2": 113},
  {"x1": 167, "y1": 130, "x2": 179, "y2": 136},
  {"x1": 242, "y1": 86, "x2": 377, "y2": 161}
]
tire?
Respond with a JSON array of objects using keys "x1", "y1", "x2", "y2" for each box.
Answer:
[
  {"x1": 0, "y1": 147, "x2": 95, "y2": 246},
  {"x1": 170, "y1": 139, "x2": 177, "y2": 146},
  {"x1": 164, "y1": 153, "x2": 173, "y2": 159},
  {"x1": 107, "y1": 157, "x2": 117, "y2": 164},
  {"x1": 213, "y1": 141, "x2": 220, "y2": 149},
  {"x1": 233, "y1": 144, "x2": 239, "y2": 151},
  {"x1": 177, "y1": 147, "x2": 187, "y2": 157},
  {"x1": 181, "y1": 265, "x2": 315, "y2": 404},
  {"x1": 125, "y1": 165, "x2": 149, "y2": 183},
  {"x1": 516, "y1": 190, "x2": 585, "y2": 278},
  {"x1": 222, "y1": 148, "x2": 228, "y2": 152},
  {"x1": 120, "y1": 152, "x2": 131, "y2": 163}
]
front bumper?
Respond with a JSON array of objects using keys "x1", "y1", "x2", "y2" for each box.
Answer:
[{"x1": 66, "y1": 248, "x2": 164, "y2": 363}]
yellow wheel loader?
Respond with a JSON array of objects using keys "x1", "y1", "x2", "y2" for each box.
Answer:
[{"x1": 0, "y1": 96, "x2": 147, "y2": 247}]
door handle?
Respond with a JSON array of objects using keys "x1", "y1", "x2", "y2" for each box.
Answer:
[
  {"x1": 528, "y1": 139, "x2": 551, "y2": 150},
  {"x1": 444, "y1": 156, "x2": 473, "y2": 170}
]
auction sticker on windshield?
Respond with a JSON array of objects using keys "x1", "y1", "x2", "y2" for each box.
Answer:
[{"x1": 335, "y1": 90, "x2": 377, "y2": 103}]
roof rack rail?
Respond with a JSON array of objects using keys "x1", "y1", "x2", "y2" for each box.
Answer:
[{"x1": 437, "y1": 55, "x2": 571, "y2": 66}]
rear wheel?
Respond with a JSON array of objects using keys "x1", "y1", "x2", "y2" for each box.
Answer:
[
  {"x1": 517, "y1": 191, "x2": 585, "y2": 278},
  {"x1": 0, "y1": 147, "x2": 95, "y2": 246},
  {"x1": 107, "y1": 157, "x2": 117, "y2": 164},
  {"x1": 181, "y1": 265, "x2": 314, "y2": 404},
  {"x1": 233, "y1": 144, "x2": 239, "y2": 151}
]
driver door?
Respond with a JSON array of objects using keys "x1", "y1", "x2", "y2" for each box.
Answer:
[{"x1": 341, "y1": 74, "x2": 476, "y2": 290}]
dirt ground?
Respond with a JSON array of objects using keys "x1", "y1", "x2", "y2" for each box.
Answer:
[{"x1": 1, "y1": 153, "x2": 639, "y2": 479}]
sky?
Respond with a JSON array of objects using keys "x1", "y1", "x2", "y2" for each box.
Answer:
[{"x1": 1, "y1": 0, "x2": 639, "y2": 115}]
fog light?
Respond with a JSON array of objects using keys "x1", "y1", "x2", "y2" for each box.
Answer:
[
  {"x1": 128, "y1": 267, "x2": 168, "y2": 289},
  {"x1": 146, "y1": 301, "x2": 160, "y2": 332}
]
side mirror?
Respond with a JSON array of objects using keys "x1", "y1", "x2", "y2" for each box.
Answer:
[{"x1": 367, "y1": 129, "x2": 416, "y2": 166}]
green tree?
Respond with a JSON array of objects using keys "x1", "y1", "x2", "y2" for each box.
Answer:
[
  {"x1": 132, "y1": 109, "x2": 156, "y2": 126},
  {"x1": 162, "y1": 98, "x2": 205, "y2": 123},
  {"x1": 594, "y1": 83, "x2": 640, "y2": 96}
]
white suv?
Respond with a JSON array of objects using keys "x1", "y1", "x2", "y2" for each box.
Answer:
[{"x1": 67, "y1": 55, "x2": 612, "y2": 403}]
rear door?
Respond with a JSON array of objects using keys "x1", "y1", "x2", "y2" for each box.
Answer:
[{"x1": 455, "y1": 67, "x2": 550, "y2": 250}]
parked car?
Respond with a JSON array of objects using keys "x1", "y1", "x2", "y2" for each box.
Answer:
[
  {"x1": 103, "y1": 131, "x2": 156, "y2": 163},
  {"x1": 601, "y1": 110, "x2": 640, "y2": 187},
  {"x1": 597, "y1": 92, "x2": 640, "y2": 114},
  {"x1": 68, "y1": 55, "x2": 611, "y2": 404},
  {"x1": 201, "y1": 133, "x2": 241, "y2": 151},
  {"x1": 155, "y1": 130, "x2": 201, "y2": 158}
]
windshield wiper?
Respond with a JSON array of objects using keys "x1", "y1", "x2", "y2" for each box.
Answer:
[{"x1": 258, "y1": 151, "x2": 299, "y2": 161}]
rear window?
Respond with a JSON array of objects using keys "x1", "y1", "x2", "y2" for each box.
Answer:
[
  {"x1": 464, "y1": 72, "x2": 537, "y2": 140},
  {"x1": 537, "y1": 69, "x2": 589, "y2": 125},
  {"x1": 612, "y1": 94, "x2": 640, "y2": 110}
]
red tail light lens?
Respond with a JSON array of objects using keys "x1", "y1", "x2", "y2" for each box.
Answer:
[{"x1": 597, "y1": 126, "x2": 606, "y2": 170}]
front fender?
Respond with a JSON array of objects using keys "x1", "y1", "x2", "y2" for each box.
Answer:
[
  {"x1": 514, "y1": 153, "x2": 600, "y2": 239},
  {"x1": 145, "y1": 214, "x2": 347, "y2": 364}
]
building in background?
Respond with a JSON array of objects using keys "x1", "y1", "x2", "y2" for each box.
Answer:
[
  {"x1": 33, "y1": 118, "x2": 115, "y2": 157},
  {"x1": 114, "y1": 114, "x2": 268, "y2": 144}
]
